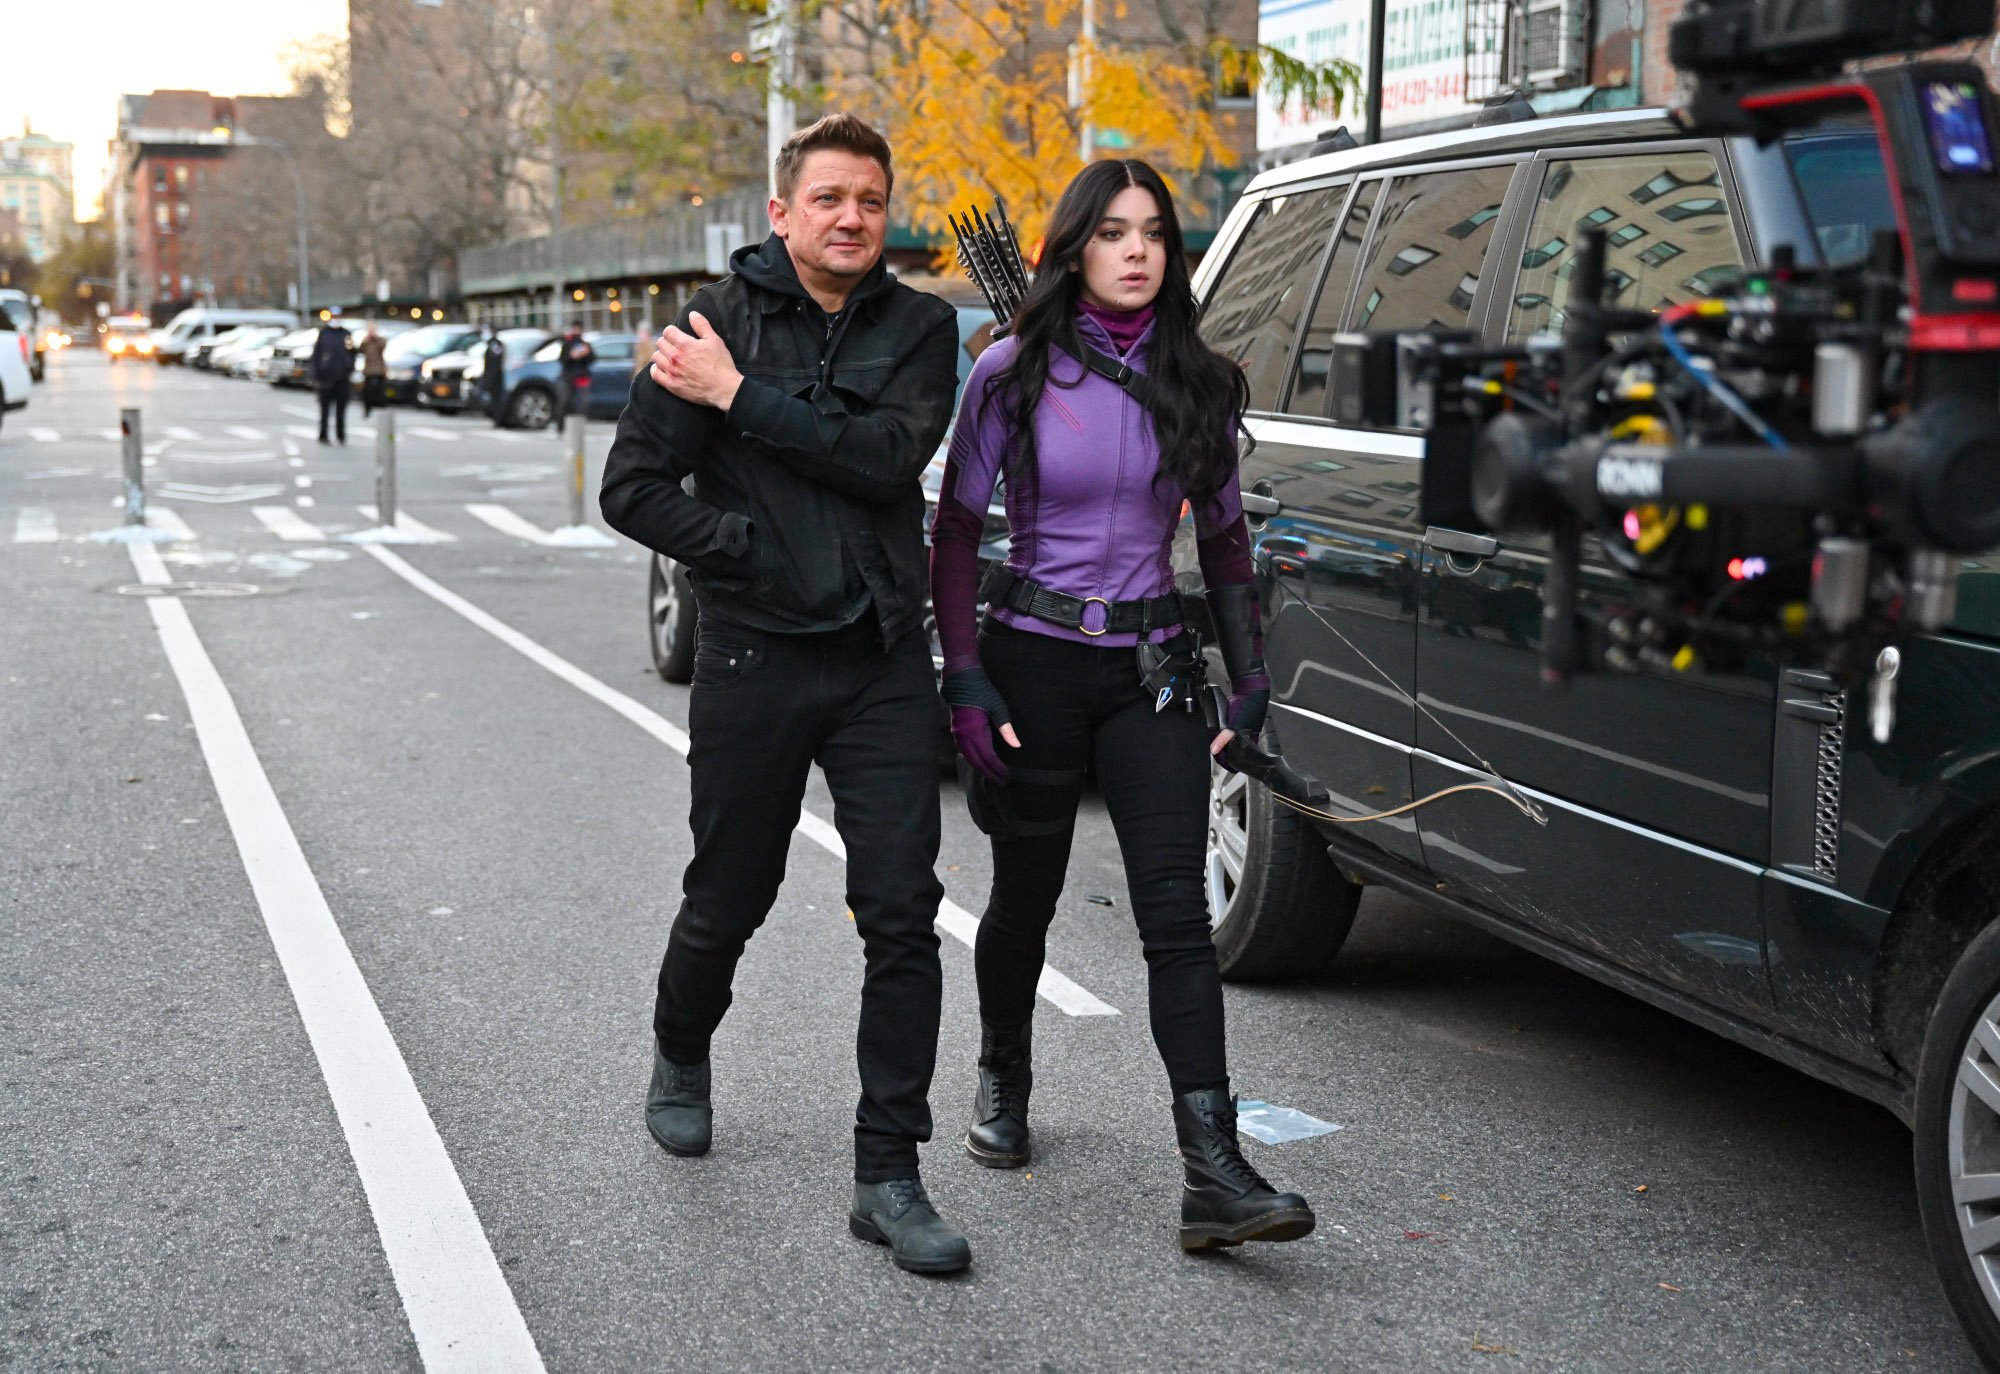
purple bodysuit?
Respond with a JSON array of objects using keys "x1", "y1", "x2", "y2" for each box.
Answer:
[{"x1": 930, "y1": 306, "x2": 1257, "y2": 677}]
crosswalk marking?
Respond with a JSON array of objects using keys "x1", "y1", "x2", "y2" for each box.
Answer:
[
  {"x1": 253, "y1": 506, "x2": 327, "y2": 541},
  {"x1": 357, "y1": 504, "x2": 456, "y2": 542},
  {"x1": 463, "y1": 504, "x2": 551, "y2": 544},
  {"x1": 407, "y1": 427, "x2": 460, "y2": 442},
  {"x1": 27, "y1": 426, "x2": 59, "y2": 443},
  {"x1": 225, "y1": 425, "x2": 269, "y2": 440},
  {"x1": 285, "y1": 425, "x2": 318, "y2": 440},
  {"x1": 14, "y1": 508, "x2": 57, "y2": 543},
  {"x1": 146, "y1": 507, "x2": 197, "y2": 541},
  {"x1": 98, "y1": 428, "x2": 122, "y2": 442},
  {"x1": 164, "y1": 425, "x2": 202, "y2": 441}
]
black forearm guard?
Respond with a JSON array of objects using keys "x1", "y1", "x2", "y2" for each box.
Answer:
[{"x1": 1209, "y1": 582, "x2": 1265, "y2": 683}]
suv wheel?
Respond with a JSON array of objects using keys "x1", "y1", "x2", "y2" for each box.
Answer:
[
  {"x1": 648, "y1": 554, "x2": 697, "y2": 682},
  {"x1": 1915, "y1": 916, "x2": 2000, "y2": 1370},
  {"x1": 507, "y1": 385, "x2": 555, "y2": 430},
  {"x1": 1205, "y1": 718, "x2": 1360, "y2": 981}
]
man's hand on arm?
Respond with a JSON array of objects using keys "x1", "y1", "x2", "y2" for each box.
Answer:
[{"x1": 651, "y1": 312, "x2": 743, "y2": 413}]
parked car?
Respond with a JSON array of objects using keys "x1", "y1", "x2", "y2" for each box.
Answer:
[
  {"x1": 1180, "y1": 103, "x2": 2000, "y2": 1363},
  {"x1": 494, "y1": 329, "x2": 637, "y2": 430},
  {"x1": 152, "y1": 306, "x2": 298, "y2": 365},
  {"x1": 440, "y1": 328, "x2": 554, "y2": 418},
  {"x1": 644, "y1": 300, "x2": 1001, "y2": 684},
  {"x1": 262, "y1": 328, "x2": 323, "y2": 387},
  {"x1": 0, "y1": 290, "x2": 45, "y2": 380},
  {"x1": 203, "y1": 326, "x2": 286, "y2": 375},
  {"x1": 105, "y1": 314, "x2": 155, "y2": 363},
  {"x1": 0, "y1": 302, "x2": 30, "y2": 432},
  {"x1": 375, "y1": 323, "x2": 486, "y2": 405}
]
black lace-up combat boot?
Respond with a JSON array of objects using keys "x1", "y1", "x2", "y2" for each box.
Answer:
[
  {"x1": 849, "y1": 1176, "x2": 972, "y2": 1274},
  {"x1": 645, "y1": 1050, "x2": 712, "y2": 1157},
  {"x1": 963, "y1": 1021, "x2": 1032, "y2": 1168},
  {"x1": 1172, "y1": 1087, "x2": 1315, "y2": 1251}
]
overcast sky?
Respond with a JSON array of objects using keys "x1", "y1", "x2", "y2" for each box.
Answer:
[{"x1": 12, "y1": 0, "x2": 350, "y2": 221}]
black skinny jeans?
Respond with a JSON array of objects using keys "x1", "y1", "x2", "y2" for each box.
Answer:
[
  {"x1": 316, "y1": 382, "x2": 349, "y2": 442},
  {"x1": 654, "y1": 611, "x2": 947, "y2": 1182},
  {"x1": 974, "y1": 619, "x2": 1229, "y2": 1096}
]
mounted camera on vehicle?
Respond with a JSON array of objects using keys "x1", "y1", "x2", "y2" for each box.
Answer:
[{"x1": 1336, "y1": 0, "x2": 2000, "y2": 743}]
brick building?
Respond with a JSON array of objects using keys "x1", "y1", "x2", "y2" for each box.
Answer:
[{"x1": 111, "y1": 89, "x2": 325, "y2": 321}]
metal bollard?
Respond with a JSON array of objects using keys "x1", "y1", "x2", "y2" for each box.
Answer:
[
  {"x1": 375, "y1": 409, "x2": 398, "y2": 529},
  {"x1": 120, "y1": 407, "x2": 145, "y2": 525},
  {"x1": 566, "y1": 411, "x2": 585, "y2": 529}
]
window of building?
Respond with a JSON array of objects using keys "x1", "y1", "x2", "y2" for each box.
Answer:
[
  {"x1": 1506, "y1": 153, "x2": 1743, "y2": 341},
  {"x1": 1346, "y1": 164, "x2": 1514, "y2": 335},
  {"x1": 176, "y1": 202, "x2": 190, "y2": 228},
  {"x1": 175, "y1": 166, "x2": 189, "y2": 190},
  {"x1": 155, "y1": 203, "x2": 170, "y2": 232},
  {"x1": 1286, "y1": 179, "x2": 1378, "y2": 418},
  {"x1": 1196, "y1": 183, "x2": 1347, "y2": 412}
]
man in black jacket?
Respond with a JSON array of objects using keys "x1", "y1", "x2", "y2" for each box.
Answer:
[
  {"x1": 599, "y1": 114, "x2": 967, "y2": 1275},
  {"x1": 309, "y1": 309, "x2": 354, "y2": 445}
]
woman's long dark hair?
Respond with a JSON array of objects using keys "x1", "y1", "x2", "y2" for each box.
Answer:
[{"x1": 984, "y1": 159, "x2": 1247, "y2": 511}]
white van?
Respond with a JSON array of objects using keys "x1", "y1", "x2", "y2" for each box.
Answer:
[{"x1": 152, "y1": 307, "x2": 299, "y2": 365}]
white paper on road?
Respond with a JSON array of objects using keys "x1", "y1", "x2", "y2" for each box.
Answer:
[
  {"x1": 1234, "y1": 1100, "x2": 1342, "y2": 1145},
  {"x1": 124, "y1": 538, "x2": 546, "y2": 1374},
  {"x1": 360, "y1": 544, "x2": 1120, "y2": 1018}
]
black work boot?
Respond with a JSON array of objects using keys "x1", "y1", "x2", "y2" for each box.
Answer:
[
  {"x1": 644, "y1": 1049, "x2": 712, "y2": 1157},
  {"x1": 1173, "y1": 1088, "x2": 1315, "y2": 1251},
  {"x1": 964, "y1": 1020, "x2": 1032, "y2": 1168},
  {"x1": 849, "y1": 1177, "x2": 971, "y2": 1275}
]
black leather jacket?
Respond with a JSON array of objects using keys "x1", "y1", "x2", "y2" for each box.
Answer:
[{"x1": 600, "y1": 234, "x2": 959, "y2": 645}]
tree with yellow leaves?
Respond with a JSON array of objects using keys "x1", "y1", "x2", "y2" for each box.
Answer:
[{"x1": 821, "y1": 0, "x2": 1357, "y2": 251}]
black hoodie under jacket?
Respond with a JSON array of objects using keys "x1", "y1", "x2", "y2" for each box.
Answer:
[{"x1": 599, "y1": 232, "x2": 959, "y2": 646}]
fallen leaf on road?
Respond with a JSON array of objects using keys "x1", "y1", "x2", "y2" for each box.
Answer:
[
  {"x1": 1403, "y1": 1230, "x2": 1446, "y2": 1243},
  {"x1": 1468, "y1": 1334, "x2": 1516, "y2": 1355},
  {"x1": 1438, "y1": 1193, "x2": 1455, "y2": 1201},
  {"x1": 124, "y1": 776, "x2": 142, "y2": 783},
  {"x1": 1634, "y1": 1185, "x2": 1648, "y2": 1193},
  {"x1": 1658, "y1": 1282, "x2": 1681, "y2": 1292},
  {"x1": 946, "y1": 865, "x2": 960, "y2": 872}
]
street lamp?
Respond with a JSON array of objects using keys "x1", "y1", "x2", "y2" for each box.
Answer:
[
  {"x1": 416, "y1": 0, "x2": 565, "y2": 331},
  {"x1": 216, "y1": 128, "x2": 310, "y2": 320}
]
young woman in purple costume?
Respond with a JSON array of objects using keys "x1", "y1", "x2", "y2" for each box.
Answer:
[{"x1": 930, "y1": 160, "x2": 1314, "y2": 1251}]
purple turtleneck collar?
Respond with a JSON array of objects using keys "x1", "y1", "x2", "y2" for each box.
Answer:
[{"x1": 1078, "y1": 298, "x2": 1154, "y2": 353}]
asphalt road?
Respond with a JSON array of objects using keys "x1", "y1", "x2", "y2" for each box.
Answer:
[{"x1": 0, "y1": 351, "x2": 1979, "y2": 1371}]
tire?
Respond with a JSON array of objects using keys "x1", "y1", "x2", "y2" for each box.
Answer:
[
  {"x1": 648, "y1": 554, "x2": 698, "y2": 683},
  {"x1": 1205, "y1": 716, "x2": 1360, "y2": 981},
  {"x1": 1915, "y1": 914, "x2": 2000, "y2": 1372},
  {"x1": 507, "y1": 385, "x2": 556, "y2": 430}
]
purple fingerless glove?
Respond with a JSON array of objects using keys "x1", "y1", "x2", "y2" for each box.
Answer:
[
  {"x1": 1224, "y1": 671, "x2": 1271, "y2": 739},
  {"x1": 942, "y1": 667, "x2": 1013, "y2": 784}
]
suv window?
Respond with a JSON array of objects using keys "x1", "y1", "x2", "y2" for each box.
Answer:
[
  {"x1": 1348, "y1": 165, "x2": 1513, "y2": 334},
  {"x1": 1287, "y1": 179, "x2": 1380, "y2": 418},
  {"x1": 1506, "y1": 152, "x2": 1744, "y2": 341},
  {"x1": 1196, "y1": 183, "x2": 1346, "y2": 412},
  {"x1": 1784, "y1": 127, "x2": 1895, "y2": 266}
]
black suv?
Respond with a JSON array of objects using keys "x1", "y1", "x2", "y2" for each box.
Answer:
[{"x1": 1186, "y1": 106, "x2": 2000, "y2": 1363}]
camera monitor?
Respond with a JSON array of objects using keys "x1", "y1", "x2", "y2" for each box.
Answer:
[{"x1": 1923, "y1": 80, "x2": 1996, "y2": 177}]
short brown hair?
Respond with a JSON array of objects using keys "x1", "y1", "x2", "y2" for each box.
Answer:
[{"x1": 774, "y1": 113, "x2": 894, "y2": 203}]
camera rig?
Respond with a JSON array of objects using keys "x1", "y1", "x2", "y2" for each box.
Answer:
[{"x1": 1339, "y1": 0, "x2": 2000, "y2": 740}]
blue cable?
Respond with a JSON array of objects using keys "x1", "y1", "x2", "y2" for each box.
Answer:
[{"x1": 1658, "y1": 321, "x2": 1789, "y2": 450}]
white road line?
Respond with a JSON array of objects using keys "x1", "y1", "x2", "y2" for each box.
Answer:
[
  {"x1": 123, "y1": 538, "x2": 546, "y2": 1373},
  {"x1": 285, "y1": 425, "x2": 319, "y2": 440},
  {"x1": 281, "y1": 403, "x2": 317, "y2": 420},
  {"x1": 463, "y1": 504, "x2": 551, "y2": 545},
  {"x1": 407, "y1": 427, "x2": 460, "y2": 442},
  {"x1": 97, "y1": 427, "x2": 122, "y2": 442},
  {"x1": 359, "y1": 546, "x2": 1119, "y2": 1018},
  {"x1": 145, "y1": 507, "x2": 197, "y2": 541},
  {"x1": 488, "y1": 431, "x2": 528, "y2": 444},
  {"x1": 14, "y1": 507, "x2": 57, "y2": 543},
  {"x1": 254, "y1": 506, "x2": 326, "y2": 541},
  {"x1": 27, "y1": 426, "x2": 59, "y2": 442},
  {"x1": 226, "y1": 425, "x2": 269, "y2": 440},
  {"x1": 165, "y1": 425, "x2": 202, "y2": 441},
  {"x1": 357, "y1": 505, "x2": 457, "y2": 543}
]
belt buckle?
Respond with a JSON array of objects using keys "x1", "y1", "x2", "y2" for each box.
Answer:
[{"x1": 1079, "y1": 597, "x2": 1112, "y2": 636}]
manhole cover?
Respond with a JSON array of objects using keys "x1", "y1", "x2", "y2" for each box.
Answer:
[{"x1": 110, "y1": 581, "x2": 273, "y2": 599}]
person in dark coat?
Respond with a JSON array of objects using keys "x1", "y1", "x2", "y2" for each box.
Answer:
[
  {"x1": 598, "y1": 113, "x2": 966, "y2": 1276},
  {"x1": 556, "y1": 324, "x2": 595, "y2": 434},
  {"x1": 482, "y1": 328, "x2": 508, "y2": 424},
  {"x1": 309, "y1": 309, "x2": 354, "y2": 444}
]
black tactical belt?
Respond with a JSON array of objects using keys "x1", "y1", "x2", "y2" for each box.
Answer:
[{"x1": 983, "y1": 567, "x2": 1182, "y2": 637}]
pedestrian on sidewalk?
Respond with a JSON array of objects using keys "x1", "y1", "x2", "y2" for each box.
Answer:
[
  {"x1": 309, "y1": 307, "x2": 354, "y2": 445},
  {"x1": 357, "y1": 323, "x2": 388, "y2": 417},
  {"x1": 929, "y1": 158, "x2": 1317, "y2": 1252},
  {"x1": 600, "y1": 113, "x2": 967, "y2": 1276},
  {"x1": 556, "y1": 324, "x2": 594, "y2": 434}
]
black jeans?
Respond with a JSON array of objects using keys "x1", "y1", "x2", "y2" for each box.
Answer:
[
  {"x1": 361, "y1": 376, "x2": 386, "y2": 415},
  {"x1": 655, "y1": 611, "x2": 947, "y2": 1181},
  {"x1": 317, "y1": 383, "x2": 349, "y2": 442},
  {"x1": 973, "y1": 620, "x2": 1228, "y2": 1095}
]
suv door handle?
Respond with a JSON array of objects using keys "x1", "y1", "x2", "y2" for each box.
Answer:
[
  {"x1": 1241, "y1": 489, "x2": 1282, "y2": 517},
  {"x1": 1425, "y1": 526, "x2": 1498, "y2": 558}
]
